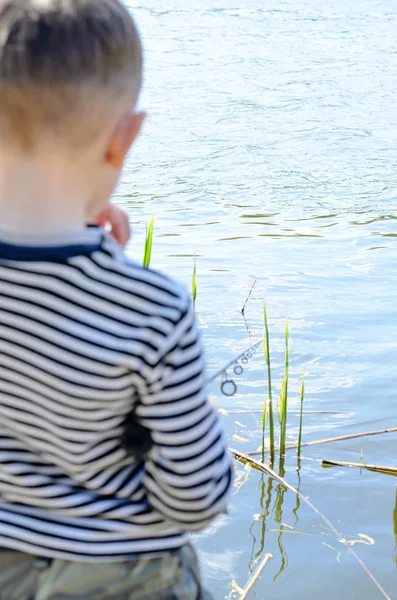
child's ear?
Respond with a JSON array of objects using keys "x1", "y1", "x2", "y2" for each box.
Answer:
[{"x1": 105, "y1": 111, "x2": 146, "y2": 169}]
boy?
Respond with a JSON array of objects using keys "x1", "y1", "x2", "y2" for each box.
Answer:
[{"x1": 0, "y1": 1, "x2": 233, "y2": 598}]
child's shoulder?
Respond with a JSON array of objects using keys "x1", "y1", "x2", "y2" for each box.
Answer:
[{"x1": 93, "y1": 236, "x2": 190, "y2": 316}]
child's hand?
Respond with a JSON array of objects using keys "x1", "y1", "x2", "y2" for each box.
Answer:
[{"x1": 94, "y1": 203, "x2": 131, "y2": 249}]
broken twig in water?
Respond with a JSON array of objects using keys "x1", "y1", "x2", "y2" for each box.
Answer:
[
  {"x1": 231, "y1": 448, "x2": 391, "y2": 600},
  {"x1": 322, "y1": 459, "x2": 397, "y2": 476},
  {"x1": 238, "y1": 553, "x2": 273, "y2": 600},
  {"x1": 247, "y1": 426, "x2": 397, "y2": 457}
]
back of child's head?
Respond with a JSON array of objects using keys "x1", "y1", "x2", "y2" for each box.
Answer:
[{"x1": 0, "y1": 0, "x2": 142, "y2": 150}]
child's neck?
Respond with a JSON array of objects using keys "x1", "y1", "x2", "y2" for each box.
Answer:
[{"x1": 0, "y1": 151, "x2": 93, "y2": 235}]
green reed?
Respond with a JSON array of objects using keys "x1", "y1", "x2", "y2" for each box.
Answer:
[
  {"x1": 263, "y1": 304, "x2": 275, "y2": 465},
  {"x1": 297, "y1": 371, "x2": 305, "y2": 458},
  {"x1": 141, "y1": 230, "x2": 304, "y2": 468},
  {"x1": 278, "y1": 319, "x2": 289, "y2": 458},
  {"x1": 143, "y1": 216, "x2": 155, "y2": 268}
]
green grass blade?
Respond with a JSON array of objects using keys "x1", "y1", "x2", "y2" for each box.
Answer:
[
  {"x1": 263, "y1": 304, "x2": 270, "y2": 366},
  {"x1": 263, "y1": 303, "x2": 275, "y2": 465},
  {"x1": 143, "y1": 216, "x2": 155, "y2": 268},
  {"x1": 279, "y1": 318, "x2": 289, "y2": 459},
  {"x1": 278, "y1": 377, "x2": 283, "y2": 425},
  {"x1": 279, "y1": 374, "x2": 287, "y2": 455},
  {"x1": 297, "y1": 371, "x2": 305, "y2": 457}
]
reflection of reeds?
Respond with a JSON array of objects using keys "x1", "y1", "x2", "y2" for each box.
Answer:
[
  {"x1": 263, "y1": 477, "x2": 274, "y2": 548},
  {"x1": 292, "y1": 472, "x2": 301, "y2": 526},
  {"x1": 232, "y1": 448, "x2": 391, "y2": 600},
  {"x1": 248, "y1": 469, "x2": 301, "y2": 586},
  {"x1": 297, "y1": 372, "x2": 305, "y2": 458},
  {"x1": 261, "y1": 398, "x2": 267, "y2": 461},
  {"x1": 263, "y1": 304, "x2": 275, "y2": 465},
  {"x1": 273, "y1": 459, "x2": 289, "y2": 581},
  {"x1": 250, "y1": 476, "x2": 274, "y2": 563},
  {"x1": 143, "y1": 216, "x2": 154, "y2": 268}
]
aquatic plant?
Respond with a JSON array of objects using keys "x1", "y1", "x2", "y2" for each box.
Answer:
[
  {"x1": 141, "y1": 230, "x2": 306, "y2": 469},
  {"x1": 143, "y1": 216, "x2": 154, "y2": 268},
  {"x1": 278, "y1": 319, "x2": 289, "y2": 459},
  {"x1": 263, "y1": 304, "x2": 275, "y2": 465}
]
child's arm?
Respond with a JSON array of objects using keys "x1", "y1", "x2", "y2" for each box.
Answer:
[{"x1": 136, "y1": 292, "x2": 233, "y2": 531}]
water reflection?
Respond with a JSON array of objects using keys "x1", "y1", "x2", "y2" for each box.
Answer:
[
  {"x1": 273, "y1": 482, "x2": 289, "y2": 581},
  {"x1": 126, "y1": 0, "x2": 397, "y2": 596},
  {"x1": 249, "y1": 476, "x2": 274, "y2": 566},
  {"x1": 248, "y1": 468, "x2": 295, "y2": 583},
  {"x1": 246, "y1": 458, "x2": 307, "y2": 583},
  {"x1": 292, "y1": 460, "x2": 302, "y2": 526}
]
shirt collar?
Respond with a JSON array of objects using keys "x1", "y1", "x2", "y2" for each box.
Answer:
[{"x1": 0, "y1": 226, "x2": 104, "y2": 261}]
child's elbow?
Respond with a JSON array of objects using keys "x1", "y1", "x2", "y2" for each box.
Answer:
[
  {"x1": 174, "y1": 496, "x2": 231, "y2": 532},
  {"x1": 147, "y1": 468, "x2": 233, "y2": 531}
]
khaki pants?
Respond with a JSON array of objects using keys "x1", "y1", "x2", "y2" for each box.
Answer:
[{"x1": 0, "y1": 544, "x2": 212, "y2": 600}]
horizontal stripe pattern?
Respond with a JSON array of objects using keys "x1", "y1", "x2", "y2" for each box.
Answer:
[{"x1": 0, "y1": 232, "x2": 233, "y2": 561}]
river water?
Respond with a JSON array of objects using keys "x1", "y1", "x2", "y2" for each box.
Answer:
[{"x1": 123, "y1": 1, "x2": 397, "y2": 597}]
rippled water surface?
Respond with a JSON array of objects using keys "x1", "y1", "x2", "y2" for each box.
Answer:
[{"x1": 123, "y1": 1, "x2": 397, "y2": 597}]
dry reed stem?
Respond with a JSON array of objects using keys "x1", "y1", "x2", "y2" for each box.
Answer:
[
  {"x1": 221, "y1": 409, "x2": 348, "y2": 415},
  {"x1": 232, "y1": 448, "x2": 391, "y2": 600},
  {"x1": 322, "y1": 459, "x2": 397, "y2": 475},
  {"x1": 238, "y1": 553, "x2": 273, "y2": 600},
  {"x1": 247, "y1": 426, "x2": 397, "y2": 457}
]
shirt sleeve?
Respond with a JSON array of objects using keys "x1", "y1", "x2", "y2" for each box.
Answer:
[{"x1": 135, "y1": 293, "x2": 233, "y2": 531}]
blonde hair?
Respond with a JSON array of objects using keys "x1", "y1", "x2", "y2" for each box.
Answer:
[{"x1": 0, "y1": 0, "x2": 143, "y2": 149}]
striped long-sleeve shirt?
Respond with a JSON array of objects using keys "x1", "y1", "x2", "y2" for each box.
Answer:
[{"x1": 0, "y1": 227, "x2": 233, "y2": 561}]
